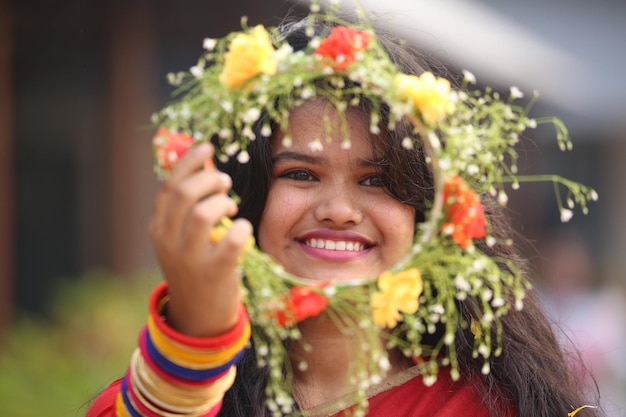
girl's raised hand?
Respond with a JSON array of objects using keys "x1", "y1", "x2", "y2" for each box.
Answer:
[{"x1": 149, "y1": 143, "x2": 253, "y2": 338}]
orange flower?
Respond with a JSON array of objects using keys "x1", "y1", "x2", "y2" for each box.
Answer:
[
  {"x1": 442, "y1": 175, "x2": 486, "y2": 248},
  {"x1": 314, "y1": 26, "x2": 372, "y2": 70},
  {"x1": 276, "y1": 284, "x2": 330, "y2": 327},
  {"x1": 153, "y1": 128, "x2": 194, "y2": 171}
]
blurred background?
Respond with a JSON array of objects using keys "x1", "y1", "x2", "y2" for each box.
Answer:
[{"x1": 1, "y1": 0, "x2": 625, "y2": 415}]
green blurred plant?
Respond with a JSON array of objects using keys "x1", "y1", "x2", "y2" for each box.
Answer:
[{"x1": 0, "y1": 269, "x2": 161, "y2": 417}]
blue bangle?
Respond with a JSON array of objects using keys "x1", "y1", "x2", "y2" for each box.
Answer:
[
  {"x1": 144, "y1": 328, "x2": 245, "y2": 381},
  {"x1": 120, "y1": 374, "x2": 143, "y2": 417}
]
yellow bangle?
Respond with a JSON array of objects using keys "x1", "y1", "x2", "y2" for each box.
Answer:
[
  {"x1": 147, "y1": 314, "x2": 250, "y2": 368},
  {"x1": 114, "y1": 392, "x2": 132, "y2": 417}
]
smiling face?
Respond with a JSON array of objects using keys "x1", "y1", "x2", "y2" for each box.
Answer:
[{"x1": 257, "y1": 99, "x2": 416, "y2": 283}]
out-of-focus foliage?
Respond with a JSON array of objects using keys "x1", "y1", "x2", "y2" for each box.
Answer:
[{"x1": 0, "y1": 269, "x2": 160, "y2": 417}]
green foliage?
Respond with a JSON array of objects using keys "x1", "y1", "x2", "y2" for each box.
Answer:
[{"x1": 0, "y1": 269, "x2": 161, "y2": 417}]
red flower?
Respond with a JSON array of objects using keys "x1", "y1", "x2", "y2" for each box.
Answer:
[
  {"x1": 314, "y1": 26, "x2": 372, "y2": 70},
  {"x1": 276, "y1": 284, "x2": 330, "y2": 327},
  {"x1": 153, "y1": 127, "x2": 194, "y2": 171},
  {"x1": 442, "y1": 175, "x2": 487, "y2": 248}
]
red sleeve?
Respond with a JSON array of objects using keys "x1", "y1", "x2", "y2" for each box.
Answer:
[{"x1": 85, "y1": 378, "x2": 122, "y2": 417}]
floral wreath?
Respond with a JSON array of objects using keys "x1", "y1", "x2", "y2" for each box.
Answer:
[{"x1": 150, "y1": 2, "x2": 597, "y2": 415}]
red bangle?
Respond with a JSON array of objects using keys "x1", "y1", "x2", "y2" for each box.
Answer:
[
  {"x1": 138, "y1": 328, "x2": 231, "y2": 387},
  {"x1": 149, "y1": 282, "x2": 249, "y2": 350}
]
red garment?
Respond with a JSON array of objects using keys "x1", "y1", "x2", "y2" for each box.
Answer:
[
  {"x1": 86, "y1": 378, "x2": 121, "y2": 417},
  {"x1": 86, "y1": 369, "x2": 513, "y2": 417},
  {"x1": 336, "y1": 370, "x2": 510, "y2": 417}
]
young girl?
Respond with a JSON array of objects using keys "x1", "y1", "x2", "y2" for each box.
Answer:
[{"x1": 87, "y1": 6, "x2": 601, "y2": 417}]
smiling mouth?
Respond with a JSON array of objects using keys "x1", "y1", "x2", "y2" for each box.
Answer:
[{"x1": 303, "y1": 238, "x2": 369, "y2": 251}]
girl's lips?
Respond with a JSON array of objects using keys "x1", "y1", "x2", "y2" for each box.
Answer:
[{"x1": 297, "y1": 230, "x2": 374, "y2": 261}]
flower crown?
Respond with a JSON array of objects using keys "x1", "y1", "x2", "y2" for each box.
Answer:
[{"x1": 151, "y1": 3, "x2": 597, "y2": 415}]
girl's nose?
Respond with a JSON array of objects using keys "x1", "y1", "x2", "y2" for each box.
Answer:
[{"x1": 313, "y1": 184, "x2": 364, "y2": 226}]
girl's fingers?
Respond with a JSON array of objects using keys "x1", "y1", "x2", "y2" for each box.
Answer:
[
  {"x1": 162, "y1": 170, "x2": 232, "y2": 240},
  {"x1": 151, "y1": 144, "x2": 212, "y2": 236},
  {"x1": 182, "y1": 193, "x2": 239, "y2": 251},
  {"x1": 211, "y1": 218, "x2": 254, "y2": 271},
  {"x1": 168, "y1": 143, "x2": 213, "y2": 183},
  {"x1": 152, "y1": 164, "x2": 232, "y2": 250}
]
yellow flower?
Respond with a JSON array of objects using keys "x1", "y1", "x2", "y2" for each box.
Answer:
[
  {"x1": 209, "y1": 217, "x2": 255, "y2": 253},
  {"x1": 219, "y1": 25, "x2": 277, "y2": 90},
  {"x1": 394, "y1": 72, "x2": 454, "y2": 125},
  {"x1": 371, "y1": 268, "x2": 423, "y2": 328}
]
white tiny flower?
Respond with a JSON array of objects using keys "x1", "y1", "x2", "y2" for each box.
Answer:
[
  {"x1": 378, "y1": 357, "x2": 391, "y2": 371},
  {"x1": 478, "y1": 344, "x2": 490, "y2": 357},
  {"x1": 401, "y1": 137, "x2": 414, "y2": 149},
  {"x1": 242, "y1": 127, "x2": 255, "y2": 140},
  {"x1": 221, "y1": 101, "x2": 233, "y2": 113},
  {"x1": 560, "y1": 209, "x2": 573, "y2": 223},
  {"x1": 323, "y1": 285, "x2": 337, "y2": 297},
  {"x1": 455, "y1": 275, "x2": 471, "y2": 291},
  {"x1": 466, "y1": 164, "x2": 479, "y2": 175},
  {"x1": 439, "y1": 158, "x2": 451, "y2": 171},
  {"x1": 512, "y1": 182, "x2": 520, "y2": 190},
  {"x1": 567, "y1": 198, "x2": 575, "y2": 209},
  {"x1": 462, "y1": 69, "x2": 476, "y2": 84},
  {"x1": 423, "y1": 375, "x2": 437, "y2": 387},
  {"x1": 481, "y1": 362, "x2": 491, "y2": 375},
  {"x1": 310, "y1": 2, "x2": 320, "y2": 12},
  {"x1": 218, "y1": 128, "x2": 232, "y2": 139},
  {"x1": 308, "y1": 139, "x2": 323, "y2": 152},
  {"x1": 261, "y1": 125, "x2": 272, "y2": 137},
  {"x1": 258, "y1": 344, "x2": 269, "y2": 356},
  {"x1": 527, "y1": 118, "x2": 537, "y2": 128},
  {"x1": 281, "y1": 136, "x2": 292, "y2": 148},
  {"x1": 486, "y1": 236, "x2": 497, "y2": 247},
  {"x1": 225, "y1": 143, "x2": 240, "y2": 156},
  {"x1": 237, "y1": 150, "x2": 250, "y2": 164},
  {"x1": 202, "y1": 38, "x2": 216, "y2": 50},
  {"x1": 509, "y1": 86, "x2": 524, "y2": 99},
  {"x1": 591, "y1": 190, "x2": 599, "y2": 201},
  {"x1": 300, "y1": 87, "x2": 315, "y2": 99},
  {"x1": 497, "y1": 190, "x2": 508, "y2": 206},
  {"x1": 492, "y1": 297, "x2": 505, "y2": 307},
  {"x1": 242, "y1": 107, "x2": 261, "y2": 123},
  {"x1": 341, "y1": 139, "x2": 352, "y2": 150},
  {"x1": 190, "y1": 65, "x2": 204, "y2": 78},
  {"x1": 444, "y1": 333, "x2": 454, "y2": 345},
  {"x1": 370, "y1": 374, "x2": 382, "y2": 385},
  {"x1": 298, "y1": 361, "x2": 308, "y2": 371},
  {"x1": 432, "y1": 304, "x2": 445, "y2": 314}
]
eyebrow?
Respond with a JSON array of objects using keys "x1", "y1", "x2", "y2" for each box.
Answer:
[{"x1": 272, "y1": 150, "x2": 382, "y2": 168}]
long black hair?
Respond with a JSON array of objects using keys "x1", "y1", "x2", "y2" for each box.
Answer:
[{"x1": 216, "y1": 17, "x2": 602, "y2": 417}]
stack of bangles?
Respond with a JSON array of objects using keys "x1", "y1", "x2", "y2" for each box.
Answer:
[{"x1": 116, "y1": 282, "x2": 251, "y2": 417}]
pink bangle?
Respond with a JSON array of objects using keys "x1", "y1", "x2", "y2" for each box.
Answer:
[
  {"x1": 203, "y1": 400, "x2": 223, "y2": 417},
  {"x1": 149, "y1": 282, "x2": 249, "y2": 349}
]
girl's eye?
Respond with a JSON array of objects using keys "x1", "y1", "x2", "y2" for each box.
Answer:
[
  {"x1": 361, "y1": 174, "x2": 384, "y2": 187},
  {"x1": 280, "y1": 170, "x2": 317, "y2": 182}
]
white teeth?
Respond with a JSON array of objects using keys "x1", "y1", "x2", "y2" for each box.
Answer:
[{"x1": 305, "y1": 239, "x2": 364, "y2": 251}]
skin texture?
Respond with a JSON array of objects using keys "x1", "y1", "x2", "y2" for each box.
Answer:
[{"x1": 258, "y1": 98, "x2": 415, "y2": 284}]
